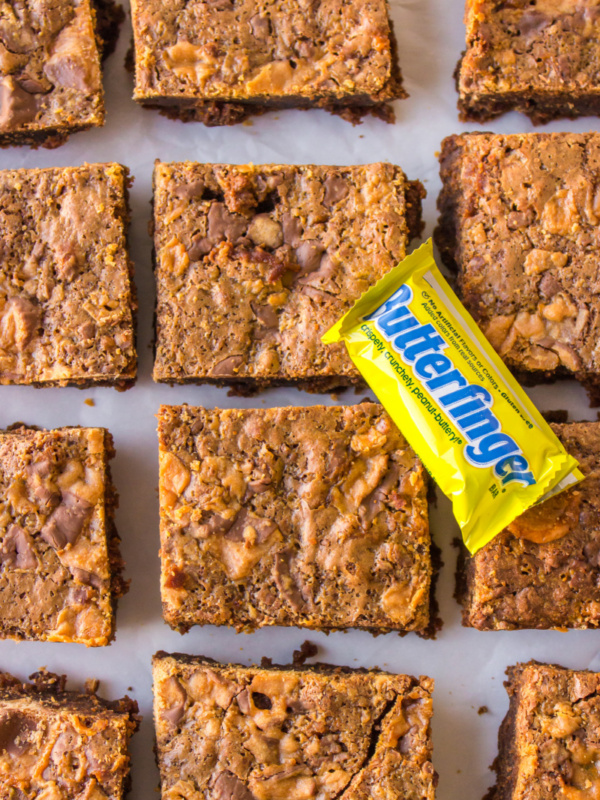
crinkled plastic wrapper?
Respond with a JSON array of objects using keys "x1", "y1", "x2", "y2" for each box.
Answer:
[{"x1": 323, "y1": 240, "x2": 583, "y2": 554}]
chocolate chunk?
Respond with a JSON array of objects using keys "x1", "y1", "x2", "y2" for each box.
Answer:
[
  {"x1": 295, "y1": 241, "x2": 324, "y2": 275},
  {"x1": 0, "y1": 712, "x2": 36, "y2": 756},
  {"x1": 296, "y1": 39, "x2": 314, "y2": 58},
  {"x1": 251, "y1": 302, "x2": 279, "y2": 328},
  {"x1": 161, "y1": 678, "x2": 186, "y2": 726},
  {"x1": 273, "y1": 548, "x2": 304, "y2": 610},
  {"x1": 250, "y1": 15, "x2": 270, "y2": 39},
  {"x1": 26, "y1": 461, "x2": 59, "y2": 510},
  {"x1": 203, "y1": 514, "x2": 236, "y2": 535},
  {"x1": 187, "y1": 235, "x2": 212, "y2": 261},
  {"x1": 41, "y1": 492, "x2": 94, "y2": 550},
  {"x1": 210, "y1": 355, "x2": 244, "y2": 377},
  {"x1": 282, "y1": 213, "x2": 302, "y2": 247},
  {"x1": 0, "y1": 77, "x2": 37, "y2": 130},
  {"x1": 300, "y1": 253, "x2": 336, "y2": 284},
  {"x1": 207, "y1": 203, "x2": 248, "y2": 244},
  {"x1": 71, "y1": 567, "x2": 102, "y2": 588},
  {"x1": 507, "y1": 210, "x2": 534, "y2": 230},
  {"x1": 360, "y1": 464, "x2": 401, "y2": 524},
  {"x1": 18, "y1": 75, "x2": 52, "y2": 94},
  {"x1": 213, "y1": 772, "x2": 257, "y2": 800},
  {"x1": 245, "y1": 479, "x2": 271, "y2": 498},
  {"x1": 323, "y1": 175, "x2": 349, "y2": 207},
  {"x1": 539, "y1": 273, "x2": 563, "y2": 299},
  {"x1": 174, "y1": 180, "x2": 205, "y2": 200},
  {"x1": 0, "y1": 525, "x2": 37, "y2": 570},
  {"x1": 517, "y1": 10, "x2": 551, "y2": 37}
]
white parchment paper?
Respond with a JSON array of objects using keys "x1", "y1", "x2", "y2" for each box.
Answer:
[{"x1": 1, "y1": 1, "x2": 599, "y2": 797}]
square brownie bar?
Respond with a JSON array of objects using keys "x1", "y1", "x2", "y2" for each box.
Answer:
[
  {"x1": 0, "y1": 163, "x2": 136, "y2": 388},
  {"x1": 130, "y1": 0, "x2": 405, "y2": 126},
  {"x1": 0, "y1": 0, "x2": 122, "y2": 148},
  {"x1": 0, "y1": 424, "x2": 127, "y2": 645},
  {"x1": 153, "y1": 162, "x2": 423, "y2": 392},
  {"x1": 0, "y1": 668, "x2": 138, "y2": 798},
  {"x1": 457, "y1": 421, "x2": 599, "y2": 630},
  {"x1": 456, "y1": 0, "x2": 600, "y2": 123},
  {"x1": 153, "y1": 652, "x2": 436, "y2": 800},
  {"x1": 489, "y1": 662, "x2": 600, "y2": 800},
  {"x1": 435, "y1": 132, "x2": 600, "y2": 403},
  {"x1": 158, "y1": 403, "x2": 434, "y2": 635}
]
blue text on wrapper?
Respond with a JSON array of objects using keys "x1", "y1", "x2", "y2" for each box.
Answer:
[{"x1": 364, "y1": 284, "x2": 535, "y2": 487}]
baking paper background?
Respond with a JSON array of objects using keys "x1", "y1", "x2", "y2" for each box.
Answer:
[{"x1": 1, "y1": 1, "x2": 599, "y2": 797}]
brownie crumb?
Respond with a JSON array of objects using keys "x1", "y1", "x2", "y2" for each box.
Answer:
[
  {"x1": 292, "y1": 641, "x2": 319, "y2": 666},
  {"x1": 478, "y1": 705, "x2": 489, "y2": 715}
]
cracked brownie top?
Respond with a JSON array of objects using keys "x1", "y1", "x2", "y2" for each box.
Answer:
[
  {"x1": 0, "y1": 163, "x2": 136, "y2": 388},
  {"x1": 457, "y1": 0, "x2": 600, "y2": 121},
  {"x1": 153, "y1": 653, "x2": 435, "y2": 800},
  {"x1": 436, "y1": 132, "x2": 600, "y2": 401},
  {"x1": 459, "y1": 421, "x2": 600, "y2": 630},
  {"x1": 157, "y1": 403, "x2": 431, "y2": 634},
  {"x1": 131, "y1": 0, "x2": 403, "y2": 107},
  {"x1": 0, "y1": 425, "x2": 126, "y2": 646},
  {"x1": 152, "y1": 162, "x2": 423, "y2": 389},
  {"x1": 0, "y1": 668, "x2": 139, "y2": 799},
  {"x1": 495, "y1": 662, "x2": 600, "y2": 800},
  {"x1": 0, "y1": 0, "x2": 105, "y2": 144}
]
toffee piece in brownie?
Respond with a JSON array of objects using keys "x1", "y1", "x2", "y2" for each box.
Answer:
[
  {"x1": 456, "y1": 0, "x2": 600, "y2": 124},
  {"x1": 0, "y1": 163, "x2": 136, "y2": 388},
  {"x1": 436, "y1": 132, "x2": 600, "y2": 403},
  {"x1": 0, "y1": 0, "x2": 122, "y2": 148},
  {"x1": 130, "y1": 0, "x2": 405, "y2": 126},
  {"x1": 457, "y1": 421, "x2": 600, "y2": 631},
  {"x1": 153, "y1": 652, "x2": 436, "y2": 800},
  {"x1": 158, "y1": 403, "x2": 433, "y2": 635},
  {"x1": 0, "y1": 668, "x2": 139, "y2": 799},
  {"x1": 153, "y1": 162, "x2": 423, "y2": 392},
  {"x1": 0, "y1": 425, "x2": 127, "y2": 646},
  {"x1": 489, "y1": 662, "x2": 600, "y2": 800}
]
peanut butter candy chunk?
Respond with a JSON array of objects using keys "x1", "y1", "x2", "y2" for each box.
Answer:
[
  {"x1": 157, "y1": 403, "x2": 435, "y2": 635},
  {"x1": 457, "y1": 422, "x2": 600, "y2": 630},
  {"x1": 131, "y1": 0, "x2": 405, "y2": 125},
  {"x1": 0, "y1": 668, "x2": 139, "y2": 798},
  {"x1": 0, "y1": 163, "x2": 136, "y2": 388},
  {"x1": 0, "y1": 0, "x2": 124, "y2": 147},
  {"x1": 489, "y1": 662, "x2": 600, "y2": 800},
  {"x1": 436, "y1": 132, "x2": 600, "y2": 404},
  {"x1": 153, "y1": 652, "x2": 436, "y2": 800},
  {"x1": 152, "y1": 162, "x2": 423, "y2": 392},
  {"x1": 0, "y1": 425, "x2": 127, "y2": 645}
]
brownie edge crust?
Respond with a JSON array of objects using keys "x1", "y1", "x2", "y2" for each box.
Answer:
[{"x1": 153, "y1": 652, "x2": 436, "y2": 800}]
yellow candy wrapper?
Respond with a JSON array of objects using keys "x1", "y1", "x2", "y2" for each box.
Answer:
[{"x1": 322, "y1": 240, "x2": 583, "y2": 554}]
